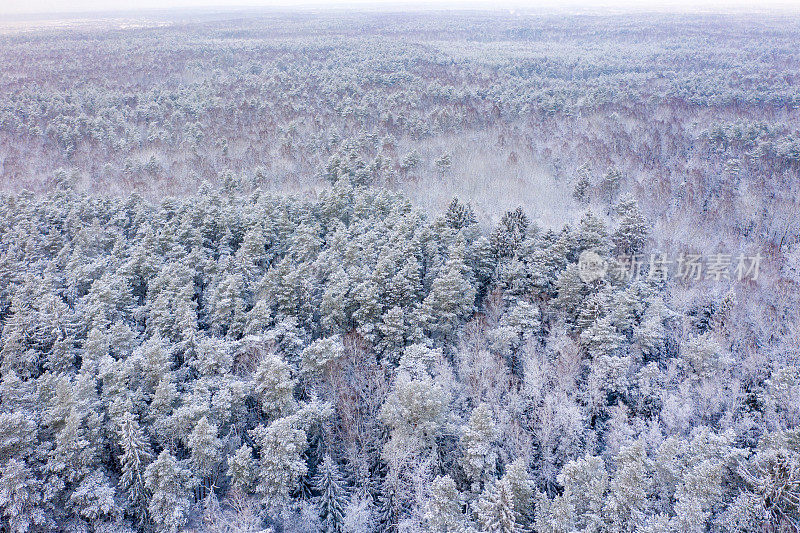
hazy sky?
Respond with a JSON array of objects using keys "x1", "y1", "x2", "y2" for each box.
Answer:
[{"x1": 2, "y1": 0, "x2": 799, "y2": 16}]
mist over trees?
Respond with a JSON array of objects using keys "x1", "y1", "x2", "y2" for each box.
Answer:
[{"x1": 1, "y1": 9, "x2": 800, "y2": 533}]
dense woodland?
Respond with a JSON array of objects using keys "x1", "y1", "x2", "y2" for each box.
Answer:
[{"x1": 1, "y1": 10, "x2": 800, "y2": 533}]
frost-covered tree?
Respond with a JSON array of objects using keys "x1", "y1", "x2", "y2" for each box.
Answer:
[
  {"x1": 461, "y1": 403, "x2": 498, "y2": 492},
  {"x1": 612, "y1": 195, "x2": 648, "y2": 256},
  {"x1": 228, "y1": 444, "x2": 257, "y2": 495},
  {"x1": 116, "y1": 413, "x2": 152, "y2": 521},
  {"x1": 144, "y1": 450, "x2": 194, "y2": 533},
  {"x1": 302, "y1": 335, "x2": 345, "y2": 376},
  {"x1": 314, "y1": 455, "x2": 349, "y2": 533},
  {"x1": 250, "y1": 415, "x2": 309, "y2": 512},
  {"x1": 188, "y1": 416, "x2": 223, "y2": 481},
  {"x1": 253, "y1": 350, "x2": 297, "y2": 420},
  {"x1": 474, "y1": 479, "x2": 523, "y2": 533},
  {"x1": 423, "y1": 475, "x2": 465, "y2": 533},
  {"x1": 0, "y1": 459, "x2": 47, "y2": 533},
  {"x1": 420, "y1": 238, "x2": 476, "y2": 341}
]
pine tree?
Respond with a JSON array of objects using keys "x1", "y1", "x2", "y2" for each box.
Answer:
[
  {"x1": 612, "y1": 195, "x2": 648, "y2": 256},
  {"x1": 0, "y1": 411, "x2": 37, "y2": 463},
  {"x1": 67, "y1": 469, "x2": 121, "y2": 522},
  {"x1": 423, "y1": 475, "x2": 464, "y2": 533},
  {"x1": 207, "y1": 271, "x2": 247, "y2": 338},
  {"x1": 580, "y1": 315, "x2": 625, "y2": 359},
  {"x1": 144, "y1": 450, "x2": 194, "y2": 533},
  {"x1": 228, "y1": 444, "x2": 256, "y2": 494},
  {"x1": 314, "y1": 455, "x2": 349, "y2": 533},
  {"x1": 0, "y1": 459, "x2": 47, "y2": 533},
  {"x1": 250, "y1": 415, "x2": 309, "y2": 512},
  {"x1": 192, "y1": 336, "x2": 234, "y2": 377},
  {"x1": 461, "y1": 403, "x2": 498, "y2": 492},
  {"x1": 534, "y1": 491, "x2": 575, "y2": 533},
  {"x1": 553, "y1": 263, "x2": 591, "y2": 326},
  {"x1": 601, "y1": 167, "x2": 623, "y2": 204},
  {"x1": 603, "y1": 439, "x2": 652, "y2": 532},
  {"x1": 445, "y1": 198, "x2": 477, "y2": 230},
  {"x1": 301, "y1": 335, "x2": 345, "y2": 376},
  {"x1": 474, "y1": 479, "x2": 523, "y2": 533},
  {"x1": 253, "y1": 350, "x2": 297, "y2": 420},
  {"x1": 47, "y1": 409, "x2": 97, "y2": 485},
  {"x1": 134, "y1": 334, "x2": 171, "y2": 393},
  {"x1": 188, "y1": 416, "x2": 223, "y2": 480},
  {"x1": 420, "y1": 238, "x2": 476, "y2": 341},
  {"x1": 85, "y1": 272, "x2": 133, "y2": 330},
  {"x1": 681, "y1": 333, "x2": 731, "y2": 380},
  {"x1": 116, "y1": 412, "x2": 152, "y2": 521},
  {"x1": 435, "y1": 153, "x2": 452, "y2": 176},
  {"x1": 572, "y1": 164, "x2": 592, "y2": 203},
  {"x1": 502, "y1": 458, "x2": 535, "y2": 526},
  {"x1": 490, "y1": 208, "x2": 529, "y2": 258},
  {"x1": 558, "y1": 454, "x2": 608, "y2": 532},
  {"x1": 376, "y1": 306, "x2": 421, "y2": 362},
  {"x1": 573, "y1": 211, "x2": 609, "y2": 255}
]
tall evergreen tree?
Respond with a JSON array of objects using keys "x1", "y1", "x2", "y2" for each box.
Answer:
[
  {"x1": 116, "y1": 412, "x2": 152, "y2": 521},
  {"x1": 144, "y1": 450, "x2": 194, "y2": 533},
  {"x1": 314, "y1": 455, "x2": 349, "y2": 533}
]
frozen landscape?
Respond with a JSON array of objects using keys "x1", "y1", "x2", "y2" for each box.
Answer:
[{"x1": 1, "y1": 7, "x2": 800, "y2": 532}]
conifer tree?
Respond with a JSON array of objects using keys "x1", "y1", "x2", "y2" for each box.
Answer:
[
  {"x1": 423, "y1": 475, "x2": 464, "y2": 533},
  {"x1": 0, "y1": 459, "x2": 47, "y2": 533},
  {"x1": 602, "y1": 167, "x2": 623, "y2": 203},
  {"x1": 67, "y1": 470, "x2": 121, "y2": 523},
  {"x1": 573, "y1": 165, "x2": 592, "y2": 203},
  {"x1": 253, "y1": 350, "x2": 297, "y2": 420},
  {"x1": 491, "y1": 208, "x2": 529, "y2": 258},
  {"x1": 445, "y1": 198, "x2": 477, "y2": 231},
  {"x1": 116, "y1": 412, "x2": 152, "y2": 521},
  {"x1": 603, "y1": 439, "x2": 652, "y2": 531},
  {"x1": 144, "y1": 450, "x2": 194, "y2": 533},
  {"x1": 250, "y1": 415, "x2": 309, "y2": 512},
  {"x1": 502, "y1": 458, "x2": 535, "y2": 526},
  {"x1": 612, "y1": 195, "x2": 648, "y2": 256},
  {"x1": 558, "y1": 454, "x2": 608, "y2": 532},
  {"x1": 461, "y1": 403, "x2": 498, "y2": 492},
  {"x1": 228, "y1": 444, "x2": 256, "y2": 495},
  {"x1": 474, "y1": 479, "x2": 523, "y2": 533},
  {"x1": 188, "y1": 416, "x2": 223, "y2": 481},
  {"x1": 314, "y1": 455, "x2": 349, "y2": 533},
  {"x1": 207, "y1": 271, "x2": 247, "y2": 338},
  {"x1": 574, "y1": 210, "x2": 609, "y2": 255},
  {"x1": 420, "y1": 238, "x2": 476, "y2": 341},
  {"x1": 302, "y1": 335, "x2": 345, "y2": 376}
]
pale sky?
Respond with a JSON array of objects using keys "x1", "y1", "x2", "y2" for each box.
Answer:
[{"x1": 1, "y1": 0, "x2": 799, "y2": 17}]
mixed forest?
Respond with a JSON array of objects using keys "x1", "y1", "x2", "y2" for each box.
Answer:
[{"x1": 1, "y1": 9, "x2": 800, "y2": 533}]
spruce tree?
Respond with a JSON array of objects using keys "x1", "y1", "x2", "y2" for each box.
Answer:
[
  {"x1": 116, "y1": 412, "x2": 152, "y2": 521},
  {"x1": 313, "y1": 455, "x2": 349, "y2": 533}
]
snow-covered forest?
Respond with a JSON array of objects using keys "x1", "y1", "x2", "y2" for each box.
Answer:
[{"x1": 1, "y1": 9, "x2": 800, "y2": 533}]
